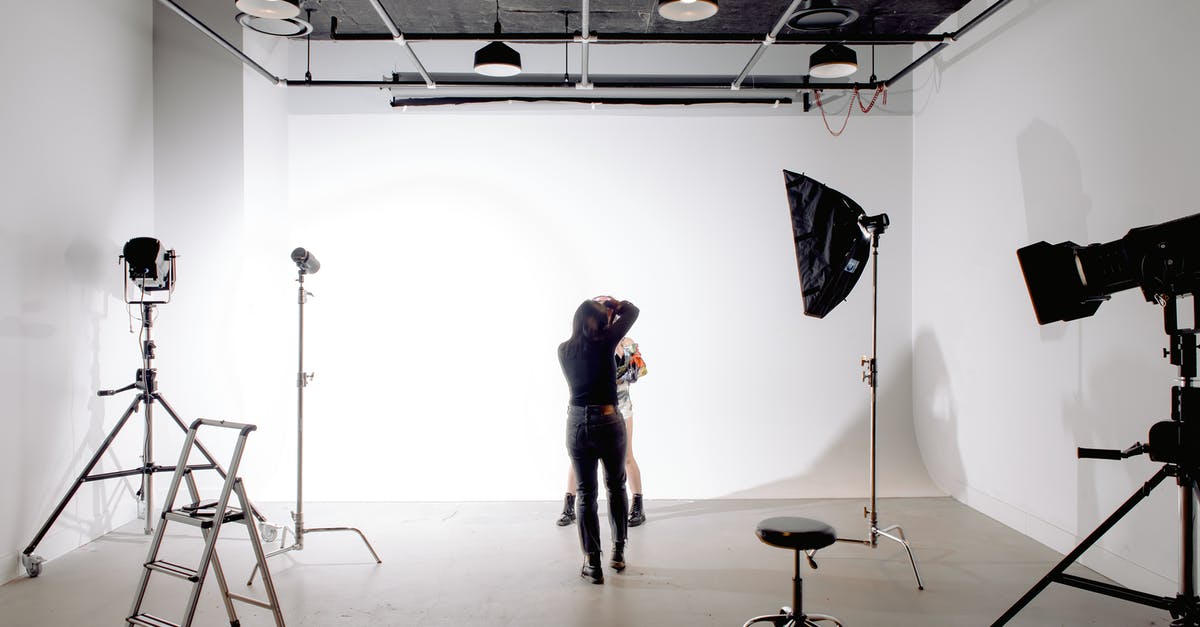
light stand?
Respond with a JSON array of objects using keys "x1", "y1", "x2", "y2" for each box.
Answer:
[
  {"x1": 21, "y1": 244, "x2": 246, "y2": 578},
  {"x1": 833, "y1": 217, "x2": 925, "y2": 590},
  {"x1": 249, "y1": 252, "x2": 381, "y2": 584},
  {"x1": 994, "y1": 294, "x2": 1200, "y2": 627}
]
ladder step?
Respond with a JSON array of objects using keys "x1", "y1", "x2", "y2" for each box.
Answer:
[
  {"x1": 164, "y1": 507, "x2": 246, "y2": 529},
  {"x1": 229, "y1": 591, "x2": 275, "y2": 610},
  {"x1": 127, "y1": 613, "x2": 181, "y2": 627},
  {"x1": 145, "y1": 559, "x2": 200, "y2": 582}
]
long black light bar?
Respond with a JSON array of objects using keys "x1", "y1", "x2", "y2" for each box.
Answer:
[{"x1": 157, "y1": 0, "x2": 1017, "y2": 106}]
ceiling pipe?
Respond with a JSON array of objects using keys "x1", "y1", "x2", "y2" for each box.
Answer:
[
  {"x1": 326, "y1": 31, "x2": 947, "y2": 45},
  {"x1": 885, "y1": 0, "x2": 1015, "y2": 88},
  {"x1": 286, "y1": 74, "x2": 866, "y2": 93},
  {"x1": 392, "y1": 96, "x2": 792, "y2": 107},
  {"x1": 731, "y1": 0, "x2": 806, "y2": 90},
  {"x1": 365, "y1": 0, "x2": 435, "y2": 88},
  {"x1": 155, "y1": 0, "x2": 282, "y2": 86},
  {"x1": 578, "y1": 0, "x2": 592, "y2": 89}
]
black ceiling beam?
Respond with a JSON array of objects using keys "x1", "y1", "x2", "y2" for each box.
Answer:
[
  {"x1": 390, "y1": 96, "x2": 794, "y2": 107},
  {"x1": 328, "y1": 30, "x2": 949, "y2": 45},
  {"x1": 885, "y1": 0, "x2": 1017, "y2": 87},
  {"x1": 286, "y1": 73, "x2": 864, "y2": 90}
]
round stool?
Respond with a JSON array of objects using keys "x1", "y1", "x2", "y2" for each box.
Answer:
[{"x1": 743, "y1": 517, "x2": 843, "y2": 627}]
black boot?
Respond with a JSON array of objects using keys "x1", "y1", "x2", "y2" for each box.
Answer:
[
  {"x1": 556, "y1": 493, "x2": 576, "y2": 527},
  {"x1": 628, "y1": 493, "x2": 646, "y2": 527},
  {"x1": 610, "y1": 541, "x2": 626, "y2": 572},
  {"x1": 581, "y1": 552, "x2": 604, "y2": 584}
]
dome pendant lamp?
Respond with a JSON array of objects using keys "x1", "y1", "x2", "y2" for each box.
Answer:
[
  {"x1": 234, "y1": 0, "x2": 300, "y2": 20},
  {"x1": 474, "y1": 0, "x2": 522, "y2": 77},
  {"x1": 657, "y1": 0, "x2": 719, "y2": 22},
  {"x1": 809, "y1": 43, "x2": 858, "y2": 78}
]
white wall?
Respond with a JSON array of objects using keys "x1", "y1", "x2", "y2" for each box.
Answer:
[
  {"x1": 0, "y1": 1, "x2": 154, "y2": 581},
  {"x1": 248, "y1": 110, "x2": 937, "y2": 502},
  {"x1": 912, "y1": 0, "x2": 1200, "y2": 592}
]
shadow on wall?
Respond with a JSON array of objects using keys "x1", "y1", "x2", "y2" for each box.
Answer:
[
  {"x1": 17, "y1": 237, "x2": 137, "y2": 557},
  {"x1": 1017, "y1": 118, "x2": 1091, "y2": 343},
  {"x1": 717, "y1": 343, "x2": 937, "y2": 500},
  {"x1": 911, "y1": 329, "x2": 967, "y2": 498},
  {"x1": 911, "y1": 0, "x2": 1053, "y2": 116}
]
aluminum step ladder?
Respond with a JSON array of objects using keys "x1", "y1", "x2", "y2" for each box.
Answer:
[{"x1": 127, "y1": 419, "x2": 285, "y2": 627}]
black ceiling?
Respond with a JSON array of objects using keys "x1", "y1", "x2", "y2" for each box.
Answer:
[{"x1": 305, "y1": 0, "x2": 975, "y2": 40}]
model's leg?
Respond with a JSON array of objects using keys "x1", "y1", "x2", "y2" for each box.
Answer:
[
  {"x1": 625, "y1": 415, "x2": 642, "y2": 494},
  {"x1": 556, "y1": 465, "x2": 577, "y2": 526},
  {"x1": 625, "y1": 414, "x2": 646, "y2": 527}
]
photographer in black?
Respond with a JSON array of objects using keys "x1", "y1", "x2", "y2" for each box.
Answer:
[{"x1": 557, "y1": 296, "x2": 639, "y2": 584}]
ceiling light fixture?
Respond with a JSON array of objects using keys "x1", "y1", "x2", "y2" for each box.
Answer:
[
  {"x1": 809, "y1": 43, "x2": 858, "y2": 78},
  {"x1": 787, "y1": 0, "x2": 859, "y2": 30},
  {"x1": 657, "y1": 0, "x2": 719, "y2": 22},
  {"x1": 474, "y1": 1, "x2": 522, "y2": 77},
  {"x1": 233, "y1": 0, "x2": 300, "y2": 20},
  {"x1": 236, "y1": 13, "x2": 313, "y2": 37}
]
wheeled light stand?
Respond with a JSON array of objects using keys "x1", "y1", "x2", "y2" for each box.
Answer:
[
  {"x1": 833, "y1": 217, "x2": 925, "y2": 591},
  {"x1": 248, "y1": 265, "x2": 381, "y2": 585},
  {"x1": 20, "y1": 301, "x2": 243, "y2": 578},
  {"x1": 994, "y1": 294, "x2": 1200, "y2": 627}
]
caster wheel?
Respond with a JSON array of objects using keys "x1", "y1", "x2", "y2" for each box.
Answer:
[
  {"x1": 260, "y1": 523, "x2": 279, "y2": 543},
  {"x1": 21, "y1": 553, "x2": 45, "y2": 578}
]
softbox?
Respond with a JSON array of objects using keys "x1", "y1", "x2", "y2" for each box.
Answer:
[{"x1": 783, "y1": 170, "x2": 871, "y2": 318}]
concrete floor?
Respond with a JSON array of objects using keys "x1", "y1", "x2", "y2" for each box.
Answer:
[{"x1": 0, "y1": 498, "x2": 1171, "y2": 626}]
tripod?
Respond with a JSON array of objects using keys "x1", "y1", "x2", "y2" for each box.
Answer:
[
  {"x1": 21, "y1": 301, "x2": 240, "y2": 578},
  {"x1": 248, "y1": 265, "x2": 381, "y2": 584},
  {"x1": 833, "y1": 218, "x2": 925, "y2": 590},
  {"x1": 993, "y1": 294, "x2": 1200, "y2": 626}
]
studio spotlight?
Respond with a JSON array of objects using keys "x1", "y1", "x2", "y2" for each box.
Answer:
[
  {"x1": 121, "y1": 237, "x2": 176, "y2": 302},
  {"x1": 1016, "y1": 212, "x2": 1200, "y2": 324},
  {"x1": 291, "y1": 247, "x2": 321, "y2": 274}
]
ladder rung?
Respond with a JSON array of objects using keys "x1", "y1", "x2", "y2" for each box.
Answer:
[
  {"x1": 228, "y1": 592, "x2": 275, "y2": 610},
  {"x1": 127, "y1": 613, "x2": 181, "y2": 627},
  {"x1": 163, "y1": 507, "x2": 245, "y2": 529},
  {"x1": 145, "y1": 559, "x2": 200, "y2": 582}
]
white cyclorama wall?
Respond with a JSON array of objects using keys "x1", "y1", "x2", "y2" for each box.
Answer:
[
  {"x1": 256, "y1": 110, "x2": 938, "y2": 503},
  {"x1": 0, "y1": 1, "x2": 154, "y2": 581},
  {"x1": 912, "y1": 0, "x2": 1200, "y2": 593}
]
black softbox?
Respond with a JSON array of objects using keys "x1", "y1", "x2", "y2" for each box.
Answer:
[{"x1": 783, "y1": 170, "x2": 871, "y2": 318}]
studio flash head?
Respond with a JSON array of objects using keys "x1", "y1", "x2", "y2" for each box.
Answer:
[
  {"x1": 1017, "y1": 212, "x2": 1200, "y2": 325},
  {"x1": 291, "y1": 247, "x2": 320, "y2": 275}
]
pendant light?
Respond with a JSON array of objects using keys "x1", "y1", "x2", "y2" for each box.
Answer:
[
  {"x1": 809, "y1": 43, "x2": 857, "y2": 78},
  {"x1": 657, "y1": 0, "x2": 719, "y2": 22},
  {"x1": 474, "y1": 0, "x2": 522, "y2": 77},
  {"x1": 234, "y1": 0, "x2": 300, "y2": 20}
]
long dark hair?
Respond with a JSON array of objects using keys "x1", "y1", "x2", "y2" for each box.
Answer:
[{"x1": 562, "y1": 299, "x2": 609, "y2": 357}]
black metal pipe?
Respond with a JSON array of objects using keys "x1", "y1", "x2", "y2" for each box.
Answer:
[
  {"x1": 155, "y1": 0, "x2": 281, "y2": 85},
  {"x1": 884, "y1": 41, "x2": 948, "y2": 87},
  {"x1": 287, "y1": 74, "x2": 875, "y2": 91},
  {"x1": 391, "y1": 96, "x2": 793, "y2": 107},
  {"x1": 884, "y1": 0, "x2": 1015, "y2": 88},
  {"x1": 953, "y1": 0, "x2": 1019, "y2": 41},
  {"x1": 327, "y1": 31, "x2": 947, "y2": 45}
]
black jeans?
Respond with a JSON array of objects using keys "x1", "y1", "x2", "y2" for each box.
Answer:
[{"x1": 567, "y1": 405, "x2": 628, "y2": 555}]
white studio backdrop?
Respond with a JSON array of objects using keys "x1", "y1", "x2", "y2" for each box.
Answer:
[{"x1": 193, "y1": 110, "x2": 940, "y2": 503}]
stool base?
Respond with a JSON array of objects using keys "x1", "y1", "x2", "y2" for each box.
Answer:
[{"x1": 743, "y1": 606, "x2": 843, "y2": 627}]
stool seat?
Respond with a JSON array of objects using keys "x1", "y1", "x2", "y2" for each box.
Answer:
[{"x1": 755, "y1": 517, "x2": 837, "y2": 551}]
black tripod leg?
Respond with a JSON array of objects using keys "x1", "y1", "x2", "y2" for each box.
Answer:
[
  {"x1": 23, "y1": 396, "x2": 142, "y2": 557},
  {"x1": 992, "y1": 466, "x2": 1171, "y2": 626},
  {"x1": 157, "y1": 393, "x2": 266, "y2": 522}
]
